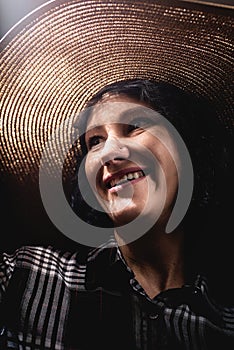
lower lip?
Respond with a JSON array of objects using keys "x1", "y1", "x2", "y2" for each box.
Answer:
[{"x1": 108, "y1": 176, "x2": 146, "y2": 193}]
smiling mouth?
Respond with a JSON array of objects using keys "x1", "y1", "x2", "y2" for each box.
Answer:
[{"x1": 106, "y1": 170, "x2": 145, "y2": 190}]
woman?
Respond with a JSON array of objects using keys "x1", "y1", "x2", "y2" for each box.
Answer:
[
  {"x1": 1, "y1": 78, "x2": 233, "y2": 349},
  {"x1": 72, "y1": 78, "x2": 232, "y2": 284},
  {"x1": 0, "y1": 0, "x2": 233, "y2": 349}
]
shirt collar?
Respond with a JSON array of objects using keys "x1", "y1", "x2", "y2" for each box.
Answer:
[
  {"x1": 85, "y1": 238, "x2": 132, "y2": 292},
  {"x1": 86, "y1": 238, "x2": 200, "y2": 294},
  {"x1": 85, "y1": 239, "x2": 224, "y2": 327}
]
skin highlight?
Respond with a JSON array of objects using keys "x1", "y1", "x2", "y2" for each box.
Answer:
[{"x1": 84, "y1": 96, "x2": 184, "y2": 298}]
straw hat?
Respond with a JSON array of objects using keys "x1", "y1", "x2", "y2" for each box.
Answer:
[{"x1": 0, "y1": 0, "x2": 233, "y2": 187}]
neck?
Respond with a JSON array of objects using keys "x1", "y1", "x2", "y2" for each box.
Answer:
[{"x1": 115, "y1": 225, "x2": 185, "y2": 299}]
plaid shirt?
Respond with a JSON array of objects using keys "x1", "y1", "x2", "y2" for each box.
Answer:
[{"x1": 0, "y1": 241, "x2": 234, "y2": 350}]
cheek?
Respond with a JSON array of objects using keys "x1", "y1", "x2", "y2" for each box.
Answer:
[
  {"x1": 151, "y1": 136, "x2": 180, "y2": 173},
  {"x1": 85, "y1": 155, "x2": 95, "y2": 190},
  {"x1": 85, "y1": 154, "x2": 102, "y2": 195},
  {"x1": 150, "y1": 142, "x2": 179, "y2": 194},
  {"x1": 162, "y1": 156, "x2": 179, "y2": 206},
  {"x1": 160, "y1": 152, "x2": 179, "y2": 184}
]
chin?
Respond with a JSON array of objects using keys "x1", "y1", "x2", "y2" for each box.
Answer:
[{"x1": 110, "y1": 206, "x2": 144, "y2": 227}]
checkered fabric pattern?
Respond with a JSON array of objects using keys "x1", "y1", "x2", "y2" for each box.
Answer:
[{"x1": 0, "y1": 243, "x2": 234, "y2": 349}]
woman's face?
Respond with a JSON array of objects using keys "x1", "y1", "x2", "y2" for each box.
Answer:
[{"x1": 84, "y1": 96, "x2": 181, "y2": 228}]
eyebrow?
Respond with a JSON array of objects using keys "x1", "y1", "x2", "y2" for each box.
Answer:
[
  {"x1": 86, "y1": 106, "x2": 159, "y2": 130},
  {"x1": 85, "y1": 125, "x2": 105, "y2": 133}
]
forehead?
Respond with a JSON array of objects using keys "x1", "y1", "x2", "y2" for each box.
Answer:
[{"x1": 85, "y1": 97, "x2": 158, "y2": 131}]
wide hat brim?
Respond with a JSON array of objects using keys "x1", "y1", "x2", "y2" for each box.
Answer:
[{"x1": 0, "y1": 0, "x2": 233, "y2": 186}]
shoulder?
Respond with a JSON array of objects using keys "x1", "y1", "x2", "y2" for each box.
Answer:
[
  {"x1": 0, "y1": 245, "x2": 88, "y2": 292},
  {"x1": 1, "y1": 245, "x2": 82, "y2": 267}
]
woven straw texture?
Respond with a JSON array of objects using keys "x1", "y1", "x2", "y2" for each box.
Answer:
[{"x1": 0, "y1": 0, "x2": 233, "y2": 184}]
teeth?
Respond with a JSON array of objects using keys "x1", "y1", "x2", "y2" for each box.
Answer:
[
  {"x1": 133, "y1": 172, "x2": 140, "y2": 179},
  {"x1": 109, "y1": 170, "x2": 144, "y2": 188}
]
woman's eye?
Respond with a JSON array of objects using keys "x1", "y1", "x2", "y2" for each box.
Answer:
[
  {"x1": 127, "y1": 118, "x2": 152, "y2": 133},
  {"x1": 87, "y1": 135, "x2": 103, "y2": 149}
]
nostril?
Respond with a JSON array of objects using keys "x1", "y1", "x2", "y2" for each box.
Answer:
[
  {"x1": 103, "y1": 156, "x2": 126, "y2": 166},
  {"x1": 103, "y1": 157, "x2": 124, "y2": 165},
  {"x1": 113, "y1": 157, "x2": 126, "y2": 161}
]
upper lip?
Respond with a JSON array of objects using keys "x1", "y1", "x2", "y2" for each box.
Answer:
[{"x1": 103, "y1": 167, "x2": 147, "y2": 187}]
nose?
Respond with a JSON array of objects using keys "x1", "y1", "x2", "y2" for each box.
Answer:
[{"x1": 100, "y1": 136, "x2": 130, "y2": 166}]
